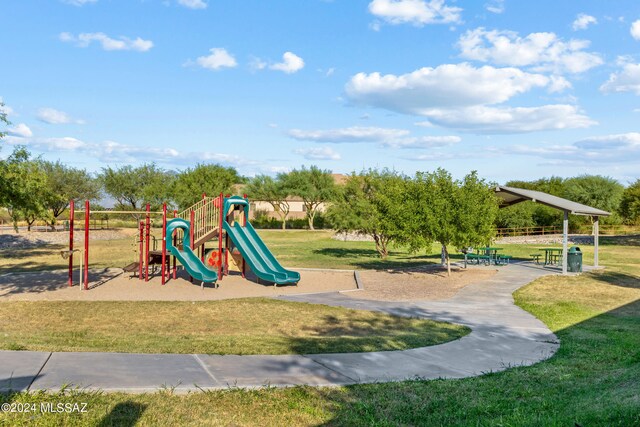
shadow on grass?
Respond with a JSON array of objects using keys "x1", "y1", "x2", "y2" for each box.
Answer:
[
  {"x1": 600, "y1": 234, "x2": 640, "y2": 246},
  {"x1": 97, "y1": 401, "x2": 147, "y2": 427},
  {"x1": 312, "y1": 248, "x2": 439, "y2": 270},
  {"x1": 589, "y1": 270, "x2": 640, "y2": 289}
]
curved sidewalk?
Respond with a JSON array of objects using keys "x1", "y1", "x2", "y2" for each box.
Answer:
[{"x1": 0, "y1": 263, "x2": 559, "y2": 393}]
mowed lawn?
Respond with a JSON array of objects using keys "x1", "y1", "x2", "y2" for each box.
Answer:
[
  {"x1": 0, "y1": 298, "x2": 468, "y2": 354},
  {"x1": 0, "y1": 229, "x2": 441, "y2": 273},
  {"x1": 1, "y1": 232, "x2": 639, "y2": 425},
  {"x1": 2, "y1": 244, "x2": 637, "y2": 426}
]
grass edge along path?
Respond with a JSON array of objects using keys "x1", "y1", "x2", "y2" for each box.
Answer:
[{"x1": 0, "y1": 298, "x2": 469, "y2": 355}]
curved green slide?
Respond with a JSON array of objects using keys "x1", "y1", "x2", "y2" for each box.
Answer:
[
  {"x1": 165, "y1": 218, "x2": 218, "y2": 283},
  {"x1": 224, "y1": 221, "x2": 300, "y2": 285}
]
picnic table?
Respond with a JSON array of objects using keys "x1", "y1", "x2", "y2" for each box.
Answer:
[
  {"x1": 539, "y1": 248, "x2": 563, "y2": 266},
  {"x1": 477, "y1": 247, "x2": 504, "y2": 265}
]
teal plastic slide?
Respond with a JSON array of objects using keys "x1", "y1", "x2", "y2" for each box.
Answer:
[
  {"x1": 165, "y1": 218, "x2": 218, "y2": 283},
  {"x1": 224, "y1": 220, "x2": 300, "y2": 285}
]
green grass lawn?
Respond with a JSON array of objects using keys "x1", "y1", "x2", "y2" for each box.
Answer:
[
  {"x1": 2, "y1": 262, "x2": 638, "y2": 426},
  {"x1": 1, "y1": 232, "x2": 639, "y2": 425},
  {"x1": 0, "y1": 298, "x2": 467, "y2": 354}
]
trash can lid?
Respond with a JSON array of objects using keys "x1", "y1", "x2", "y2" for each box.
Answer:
[{"x1": 569, "y1": 246, "x2": 581, "y2": 253}]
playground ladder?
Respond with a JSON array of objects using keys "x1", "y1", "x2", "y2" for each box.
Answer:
[{"x1": 177, "y1": 196, "x2": 222, "y2": 248}]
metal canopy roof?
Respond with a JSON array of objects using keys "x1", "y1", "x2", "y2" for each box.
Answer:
[{"x1": 495, "y1": 185, "x2": 611, "y2": 217}]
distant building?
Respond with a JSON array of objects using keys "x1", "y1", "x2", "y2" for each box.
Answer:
[{"x1": 248, "y1": 173, "x2": 347, "y2": 220}]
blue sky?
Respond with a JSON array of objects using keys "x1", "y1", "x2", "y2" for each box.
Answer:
[{"x1": 2, "y1": 0, "x2": 640, "y2": 184}]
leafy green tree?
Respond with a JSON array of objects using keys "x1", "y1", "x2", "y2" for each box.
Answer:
[
  {"x1": 563, "y1": 175, "x2": 624, "y2": 225},
  {"x1": 0, "y1": 100, "x2": 9, "y2": 140},
  {"x1": 171, "y1": 164, "x2": 241, "y2": 210},
  {"x1": 99, "y1": 164, "x2": 172, "y2": 213},
  {"x1": 402, "y1": 169, "x2": 498, "y2": 276},
  {"x1": 0, "y1": 147, "x2": 48, "y2": 232},
  {"x1": 282, "y1": 166, "x2": 337, "y2": 230},
  {"x1": 326, "y1": 170, "x2": 406, "y2": 258},
  {"x1": 619, "y1": 179, "x2": 640, "y2": 225},
  {"x1": 246, "y1": 175, "x2": 291, "y2": 230},
  {"x1": 40, "y1": 161, "x2": 100, "y2": 229}
]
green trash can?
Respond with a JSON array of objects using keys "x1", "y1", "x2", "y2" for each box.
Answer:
[{"x1": 567, "y1": 246, "x2": 582, "y2": 272}]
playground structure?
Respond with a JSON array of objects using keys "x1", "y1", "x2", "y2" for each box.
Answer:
[{"x1": 66, "y1": 194, "x2": 299, "y2": 290}]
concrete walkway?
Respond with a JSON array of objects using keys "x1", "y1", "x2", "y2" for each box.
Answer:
[{"x1": 0, "y1": 263, "x2": 559, "y2": 393}]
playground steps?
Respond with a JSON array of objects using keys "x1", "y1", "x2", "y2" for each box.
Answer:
[{"x1": 177, "y1": 196, "x2": 222, "y2": 249}]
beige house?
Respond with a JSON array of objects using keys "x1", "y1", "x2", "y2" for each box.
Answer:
[{"x1": 248, "y1": 173, "x2": 347, "y2": 220}]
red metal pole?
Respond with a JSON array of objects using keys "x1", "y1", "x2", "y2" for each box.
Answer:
[
  {"x1": 218, "y1": 193, "x2": 223, "y2": 279},
  {"x1": 172, "y1": 210, "x2": 177, "y2": 279},
  {"x1": 68, "y1": 200, "x2": 74, "y2": 287},
  {"x1": 190, "y1": 209, "x2": 195, "y2": 282},
  {"x1": 145, "y1": 203, "x2": 150, "y2": 282},
  {"x1": 84, "y1": 200, "x2": 90, "y2": 290},
  {"x1": 161, "y1": 203, "x2": 167, "y2": 285},
  {"x1": 138, "y1": 221, "x2": 144, "y2": 280}
]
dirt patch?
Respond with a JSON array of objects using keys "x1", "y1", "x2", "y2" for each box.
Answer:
[
  {"x1": 351, "y1": 265, "x2": 498, "y2": 301},
  {"x1": 0, "y1": 229, "x2": 136, "y2": 250}
]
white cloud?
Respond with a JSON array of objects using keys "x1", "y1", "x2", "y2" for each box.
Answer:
[
  {"x1": 345, "y1": 63, "x2": 594, "y2": 133},
  {"x1": 380, "y1": 135, "x2": 461, "y2": 148},
  {"x1": 600, "y1": 62, "x2": 640, "y2": 95},
  {"x1": 37, "y1": 108, "x2": 83, "y2": 125},
  {"x1": 574, "y1": 132, "x2": 640, "y2": 150},
  {"x1": 61, "y1": 0, "x2": 97, "y2": 6},
  {"x1": 4, "y1": 134, "x2": 252, "y2": 167},
  {"x1": 194, "y1": 48, "x2": 237, "y2": 70},
  {"x1": 294, "y1": 147, "x2": 341, "y2": 160},
  {"x1": 59, "y1": 32, "x2": 153, "y2": 52},
  {"x1": 288, "y1": 126, "x2": 461, "y2": 149},
  {"x1": 177, "y1": 0, "x2": 207, "y2": 9},
  {"x1": 485, "y1": 0, "x2": 504, "y2": 14},
  {"x1": 573, "y1": 13, "x2": 597, "y2": 31},
  {"x1": 368, "y1": 0, "x2": 462, "y2": 26},
  {"x1": 510, "y1": 133, "x2": 640, "y2": 165},
  {"x1": 288, "y1": 126, "x2": 410, "y2": 143},
  {"x1": 346, "y1": 63, "x2": 551, "y2": 113},
  {"x1": 419, "y1": 104, "x2": 595, "y2": 134},
  {"x1": 7, "y1": 123, "x2": 33, "y2": 138},
  {"x1": 270, "y1": 52, "x2": 305, "y2": 74},
  {"x1": 631, "y1": 20, "x2": 640, "y2": 40},
  {"x1": 457, "y1": 28, "x2": 603, "y2": 74}
]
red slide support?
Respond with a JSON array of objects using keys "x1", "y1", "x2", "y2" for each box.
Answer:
[
  {"x1": 161, "y1": 203, "x2": 167, "y2": 285},
  {"x1": 83, "y1": 200, "x2": 90, "y2": 290},
  {"x1": 138, "y1": 221, "x2": 144, "y2": 281},
  {"x1": 68, "y1": 200, "x2": 75, "y2": 287},
  {"x1": 145, "y1": 203, "x2": 150, "y2": 282}
]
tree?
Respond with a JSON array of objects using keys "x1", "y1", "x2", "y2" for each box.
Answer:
[
  {"x1": 401, "y1": 169, "x2": 498, "y2": 276},
  {"x1": 0, "y1": 100, "x2": 9, "y2": 140},
  {"x1": 40, "y1": 161, "x2": 99, "y2": 229},
  {"x1": 619, "y1": 179, "x2": 640, "y2": 225},
  {"x1": 326, "y1": 170, "x2": 406, "y2": 258},
  {"x1": 246, "y1": 175, "x2": 291, "y2": 230},
  {"x1": 171, "y1": 163, "x2": 242, "y2": 209},
  {"x1": 0, "y1": 147, "x2": 48, "y2": 232},
  {"x1": 282, "y1": 166, "x2": 337, "y2": 230},
  {"x1": 99, "y1": 164, "x2": 172, "y2": 214},
  {"x1": 171, "y1": 164, "x2": 241, "y2": 210},
  {"x1": 563, "y1": 175, "x2": 624, "y2": 225}
]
